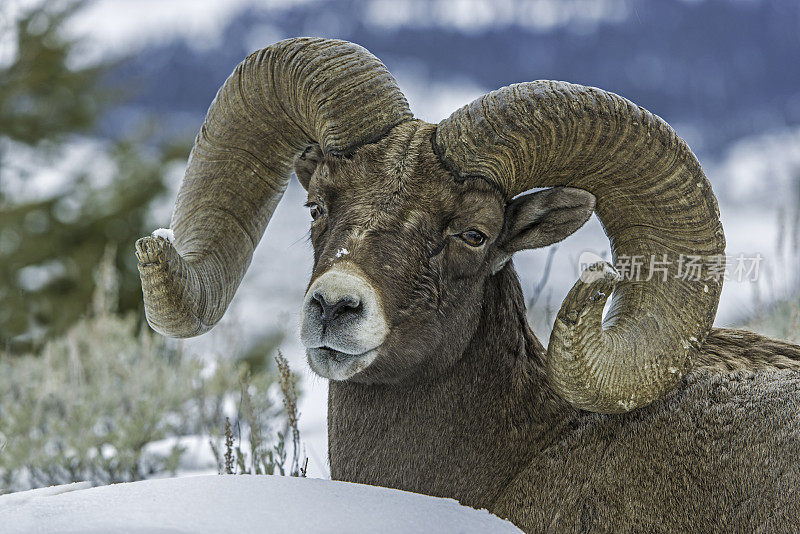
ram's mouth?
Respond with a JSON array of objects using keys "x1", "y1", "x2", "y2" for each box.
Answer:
[{"x1": 306, "y1": 346, "x2": 380, "y2": 381}]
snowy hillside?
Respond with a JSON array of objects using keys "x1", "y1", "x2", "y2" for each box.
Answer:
[
  {"x1": 73, "y1": 0, "x2": 800, "y2": 157},
  {"x1": 0, "y1": 475, "x2": 522, "y2": 533}
]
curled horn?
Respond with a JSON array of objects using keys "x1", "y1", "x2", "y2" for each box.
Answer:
[
  {"x1": 435, "y1": 82, "x2": 725, "y2": 413},
  {"x1": 135, "y1": 38, "x2": 412, "y2": 337}
]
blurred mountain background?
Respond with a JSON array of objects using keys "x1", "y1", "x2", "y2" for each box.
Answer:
[
  {"x1": 102, "y1": 0, "x2": 800, "y2": 161},
  {"x1": 1, "y1": 0, "x2": 799, "y2": 480}
]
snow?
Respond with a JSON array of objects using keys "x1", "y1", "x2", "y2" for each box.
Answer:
[
  {"x1": 152, "y1": 228, "x2": 175, "y2": 244},
  {"x1": 0, "y1": 482, "x2": 92, "y2": 507},
  {"x1": 143, "y1": 435, "x2": 218, "y2": 477},
  {"x1": 363, "y1": 0, "x2": 632, "y2": 33},
  {"x1": 0, "y1": 137, "x2": 117, "y2": 203},
  {"x1": 2, "y1": 0, "x2": 634, "y2": 69},
  {"x1": 0, "y1": 475, "x2": 522, "y2": 533},
  {"x1": 392, "y1": 69, "x2": 488, "y2": 124},
  {"x1": 66, "y1": 0, "x2": 317, "y2": 64},
  {"x1": 709, "y1": 126, "x2": 800, "y2": 205}
]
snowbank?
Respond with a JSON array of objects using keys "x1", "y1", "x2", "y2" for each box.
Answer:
[{"x1": 0, "y1": 475, "x2": 521, "y2": 533}]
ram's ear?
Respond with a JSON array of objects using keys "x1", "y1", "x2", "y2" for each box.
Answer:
[
  {"x1": 490, "y1": 187, "x2": 595, "y2": 273},
  {"x1": 293, "y1": 144, "x2": 324, "y2": 190}
]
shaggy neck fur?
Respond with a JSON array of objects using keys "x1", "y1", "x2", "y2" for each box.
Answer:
[{"x1": 327, "y1": 263, "x2": 578, "y2": 508}]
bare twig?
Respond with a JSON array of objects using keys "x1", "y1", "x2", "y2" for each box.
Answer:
[
  {"x1": 223, "y1": 417, "x2": 234, "y2": 475},
  {"x1": 275, "y1": 351, "x2": 305, "y2": 476}
]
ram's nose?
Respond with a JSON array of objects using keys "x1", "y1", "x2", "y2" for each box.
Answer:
[
  {"x1": 310, "y1": 292, "x2": 363, "y2": 331},
  {"x1": 300, "y1": 261, "x2": 388, "y2": 359}
]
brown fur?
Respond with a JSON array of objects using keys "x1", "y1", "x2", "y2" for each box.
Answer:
[
  {"x1": 698, "y1": 328, "x2": 800, "y2": 372},
  {"x1": 297, "y1": 121, "x2": 800, "y2": 533}
]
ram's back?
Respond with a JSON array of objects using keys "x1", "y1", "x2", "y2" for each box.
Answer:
[
  {"x1": 694, "y1": 327, "x2": 800, "y2": 371},
  {"x1": 494, "y1": 331, "x2": 800, "y2": 533}
]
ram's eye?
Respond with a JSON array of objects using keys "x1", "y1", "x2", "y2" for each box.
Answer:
[
  {"x1": 306, "y1": 202, "x2": 323, "y2": 221},
  {"x1": 459, "y1": 230, "x2": 486, "y2": 247}
]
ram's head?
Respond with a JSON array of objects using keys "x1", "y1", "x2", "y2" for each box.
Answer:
[{"x1": 135, "y1": 38, "x2": 725, "y2": 414}]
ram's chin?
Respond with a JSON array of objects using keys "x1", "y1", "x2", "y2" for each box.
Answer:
[{"x1": 306, "y1": 347, "x2": 380, "y2": 381}]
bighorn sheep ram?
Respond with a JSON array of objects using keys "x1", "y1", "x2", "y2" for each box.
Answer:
[{"x1": 135, "y1": 39, "x2": 800, "y2": 532}]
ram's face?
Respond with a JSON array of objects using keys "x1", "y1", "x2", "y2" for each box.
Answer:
[{"x1": 297, "y1": 126, "x2": 505, "y2": 384}]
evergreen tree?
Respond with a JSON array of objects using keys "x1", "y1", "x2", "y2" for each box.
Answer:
[
  {"x1": 0, "y1": 1, "x2": 191, "y2": 351},
  {"x1": 0, "y1": 1, "x2": 105, "y2": 148}
]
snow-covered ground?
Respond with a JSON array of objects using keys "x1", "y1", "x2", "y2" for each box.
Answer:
[{"x1": 0, "y1": 475, "x2": 522, "y2": 533}]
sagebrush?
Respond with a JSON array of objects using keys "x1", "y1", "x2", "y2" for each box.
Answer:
[{"x1": 0, "y1": 259, "x2": 299, "y2": 493}]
